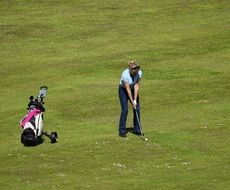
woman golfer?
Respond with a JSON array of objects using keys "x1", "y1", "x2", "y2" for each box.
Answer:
[{"x1": 118, "y1": 60, "x2": 142, "y2": 137}]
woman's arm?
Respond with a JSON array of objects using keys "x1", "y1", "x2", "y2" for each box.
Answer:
[
  {"x1": 134, "y1": 82, "x2": 140, "y2": 101},
  {"x1": 134, "y1": 80, "x2": 140, "y2": 100},
  {"x1": 124, "y1": 82, "x2": 136, "y2": 108}
]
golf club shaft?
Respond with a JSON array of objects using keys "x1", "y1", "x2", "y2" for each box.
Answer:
[{"x1": 134, "y1": 109, "x2": 144, "y2": 137}]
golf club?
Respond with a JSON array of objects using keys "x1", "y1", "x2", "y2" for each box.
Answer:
[{"x1": 134, "y1": 108, "x2": 147, "y2": 141}]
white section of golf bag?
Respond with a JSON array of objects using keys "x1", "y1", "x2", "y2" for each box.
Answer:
[{"x1": 23, "y1": 112, "x2": 44, "y2": 138}]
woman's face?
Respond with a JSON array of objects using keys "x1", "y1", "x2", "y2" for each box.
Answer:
[{"x1": 130, "y1": 66, "x2": 139, "y2": 75}]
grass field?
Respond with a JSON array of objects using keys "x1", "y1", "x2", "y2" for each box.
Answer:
[{"x1": 0, "y1": 0, "x2": 230, "y2": 189}]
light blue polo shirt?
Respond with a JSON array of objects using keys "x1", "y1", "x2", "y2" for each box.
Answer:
[{"x1": 119, "y1": 68, "x2": 142, "y2": 89}]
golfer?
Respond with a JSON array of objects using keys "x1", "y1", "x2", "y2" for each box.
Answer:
[{"x1": 118, "y1": 60, "x2": 142, "y2": 137}]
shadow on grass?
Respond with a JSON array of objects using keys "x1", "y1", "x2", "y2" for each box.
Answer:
[{"x1": 126, "y1": 127, "x2": 135, "y2": 134}]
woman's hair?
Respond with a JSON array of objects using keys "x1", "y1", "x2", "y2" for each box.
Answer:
[{"x1": 128, "y1": 60, "x2": 140, "y2": 69}]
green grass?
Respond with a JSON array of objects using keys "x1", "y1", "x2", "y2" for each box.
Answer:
[{"x1": 0, "y1": 0, "x2": 230, "y2": 189}]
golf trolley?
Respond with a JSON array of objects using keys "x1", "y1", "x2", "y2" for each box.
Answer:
[{"x1": 19, "y1": 86, "x2": 58, "y2": 146}]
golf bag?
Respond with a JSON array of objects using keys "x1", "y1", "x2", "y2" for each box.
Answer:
[{"x1": 19, "y1": 86, "x2": 58, "y2": 146}]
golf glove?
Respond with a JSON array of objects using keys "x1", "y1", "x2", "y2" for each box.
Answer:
[{"x1": 133, "y1": 99, "x2": 137, "y2": 109}]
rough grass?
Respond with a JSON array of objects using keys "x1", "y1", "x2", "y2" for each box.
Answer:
[{"x1": 0, "y1": 0, "x2": 229, "y2": 189}]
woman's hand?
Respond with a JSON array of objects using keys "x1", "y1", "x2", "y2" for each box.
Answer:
[{"x1": 133, "y1": 99, "x2": 137, "y2": 109}]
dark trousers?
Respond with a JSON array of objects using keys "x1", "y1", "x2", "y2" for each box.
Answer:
[{"x1": 118, "y1": 85, "x2": 141, "y2": 134}]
